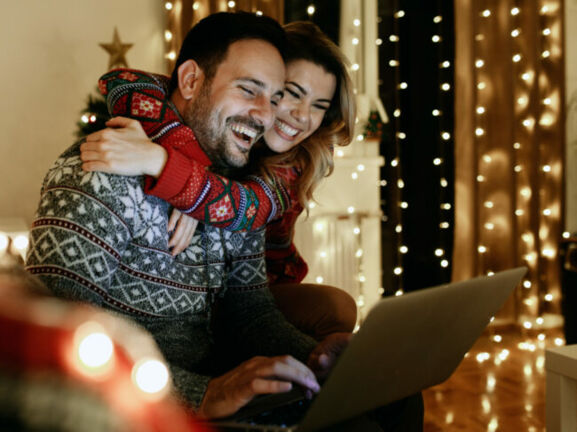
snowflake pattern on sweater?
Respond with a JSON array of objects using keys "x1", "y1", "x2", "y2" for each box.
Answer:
[{"x1": 26, "y1": 141, "x2": 316, "y2": 407}]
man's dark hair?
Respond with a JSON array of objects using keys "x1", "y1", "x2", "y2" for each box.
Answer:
[{"x1": 169, "y1": 12, "x2": 286, "y2": 91}]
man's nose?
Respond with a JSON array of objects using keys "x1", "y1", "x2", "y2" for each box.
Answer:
[{"x1": 249, "y1": 96, "x2": 275, "y2": 130}]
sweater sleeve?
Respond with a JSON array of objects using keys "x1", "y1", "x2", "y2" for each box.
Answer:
[{"x1": 98, "y1": 68, "x2": 291, "y2": 231}]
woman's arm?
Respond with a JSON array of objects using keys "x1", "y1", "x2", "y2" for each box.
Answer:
[{"x1": 93, "y1": 68, "x2": 293, "y2": 231}]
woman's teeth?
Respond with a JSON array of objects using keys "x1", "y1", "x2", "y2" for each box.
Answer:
[{"x1": 276, "y1": 119, "x2": 298, "y2": 137}]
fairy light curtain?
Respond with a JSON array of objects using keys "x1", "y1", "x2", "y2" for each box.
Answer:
[
  {"x1": 377, "y1": 0, "x2": 455, "y2": 295},
  {"x1": 453, "y1": 0, "x2": 565, "y2": 327},
  {"x1": 162, "y1": 0, "x2": 284, "y2": 72}
]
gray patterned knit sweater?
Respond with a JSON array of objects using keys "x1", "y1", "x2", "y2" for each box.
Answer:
[{"x1": 25, "y1": 141, "x2": 317, "y2": 408}]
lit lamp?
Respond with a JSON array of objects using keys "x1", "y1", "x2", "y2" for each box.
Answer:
[{"x1": 0, "y1": 218, "x2": 30, "y2": 261}]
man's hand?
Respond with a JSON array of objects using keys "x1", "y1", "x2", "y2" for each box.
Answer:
[
  {"x1": 307, "y1": 332, "x2": 352, "y2": 380},
  {"x1": 80, "y1": 117, "x2": 168, "y2": 178},
  {"x1": 168, "y1": 209, "x2": 198, "y2": 256},
  {"x1": 197, "y1": 355, "x2": 320, "y2": 419}
]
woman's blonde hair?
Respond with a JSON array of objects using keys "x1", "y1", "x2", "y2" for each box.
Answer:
[{"x1": 257, "y1": 21, "x2": 356, "y2": 211}]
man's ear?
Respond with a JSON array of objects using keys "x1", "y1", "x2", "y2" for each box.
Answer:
[{"x1": 177, "y1": 59, "x2": 203, "y2": 100}]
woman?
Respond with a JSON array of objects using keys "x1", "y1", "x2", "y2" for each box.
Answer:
[{"x1": 81, "y1": 21, "x2": 357, "y2": 341}]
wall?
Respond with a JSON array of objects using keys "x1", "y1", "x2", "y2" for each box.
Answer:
[
  {"x1": 566, "y1": 0, "x2": 577, "y2": 232},
  {"x1": 0, "y1": 0, "x2": 165, "y2": 226}
]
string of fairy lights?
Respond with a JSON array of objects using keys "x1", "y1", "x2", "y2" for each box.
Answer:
[
  {"x1": 472, "y1": 1, "x2": 564, "y2": 331},
  {"x1": 383, "y1": 2, "x2": 455, "y2": 295}
]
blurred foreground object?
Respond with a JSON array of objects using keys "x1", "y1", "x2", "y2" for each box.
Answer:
[{"x1": 0, "y1": 258, "x2": 210, "y2": 432}]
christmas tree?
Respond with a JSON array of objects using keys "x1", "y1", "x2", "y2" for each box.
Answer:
[{"x1": 75, "y1": 28, "x2": 132, "y2": 138}]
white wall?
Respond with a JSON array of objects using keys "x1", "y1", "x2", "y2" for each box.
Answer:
[
  {"x1": 567, "y1": 0, "x2": 577, "y2": 232},
  {"x1": 0, "y1": 0, "x2": 165, "y2": 226}
]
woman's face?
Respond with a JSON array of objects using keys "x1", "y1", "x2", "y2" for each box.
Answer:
[{"x1": 264, "y1": 59, "x2": 337, "y2": 153}]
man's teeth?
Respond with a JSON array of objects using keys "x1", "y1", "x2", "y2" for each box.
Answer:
[
  {"x1": 276, "y1": 119, "x2": 298, "y2": 137},
  {"x1": 231, "y1": 124, "x2": 257, "y2": 140}
]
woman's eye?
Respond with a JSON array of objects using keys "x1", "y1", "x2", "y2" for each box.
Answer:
[
  {"x1": 286, "y1": 88, "x2": 300, "y2": 98},
  {"x1": 314, "y1": 104, "x2": 330, "y2": 111}
]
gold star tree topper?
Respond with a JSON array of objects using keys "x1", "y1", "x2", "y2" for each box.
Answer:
[{"x1": 99, "y1": 28, "x2": 133, "y2": 70}]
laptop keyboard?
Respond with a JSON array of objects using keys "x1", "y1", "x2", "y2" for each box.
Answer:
[{"x1": 238, "y1": 397, "x2": 312, "y2": 428}]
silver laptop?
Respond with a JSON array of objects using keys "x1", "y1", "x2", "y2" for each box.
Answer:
[{"x1": 209, "y1": 267, "x2": 527, "y2": 432}]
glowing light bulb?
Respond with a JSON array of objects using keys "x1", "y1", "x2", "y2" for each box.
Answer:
[
  {"x1": 543, "y1": 28, "x2": 552, "y2": 36},
  {"x1": 394, "y1": 267, "x2": 403, "y2": 275},
  {"x1": 484, "y1": 201, "x2": 494, "y2": 208},
  {"x1": 442, "y1": 132, "x2": 451, "y2": 140},
  {"x1": 13, "y1": 235, "x2": 29, "y2": 252},
  {"x1": 351, "y1": 63, "x2": 360, "y2": 71},
  {"x1": 511, "y1": 29, "x2": 520, "y2": 37},
  {"x1": 397, "y1": 132, "x2": 406, "y2": 139},
  {"x1": 227, "y1": 1, "x2": 236, "y2": 8},
  {"x1": 542, "y1": 50, "x2": 551, "y2": 58},
  {"x1": 435, "y1": 248, "x2": 444, "y2": 257},
  {"x1": 477, "y1": 82, "x2": 487, "y2": 90},
  {"x1": 543, "y1": 97, "x2": 552, "y2": 105},
  {"x1": 476, "y1": 128, "x2": 485, "y2": 136},
  {"x1": 166, "y1": 51, "x2": 176, "y2": 61},
  {"x1": 433, "y1": 158, "x2": 442, "y2": 166},
  {"x1": 513, "y1": 54, "x2": 522, "y2": 62},
  {"x1": 352, "y1": 37, "x2": 359, "y2": 45},
  {"x1": 432, "y1": 35, "x2": 441, "y2": 43},
  {"x1": 441, "y1": 61, "x2": 451, "y2": 68},
  {"x1": 0, "y1": 233, "x2": 8, "y2": 253},
  {"x1": 475, "y1": 59, "x2": 485, "y2": 68},
  {"x1": 511, "y1": 7, "x2": 520, "y2": 15},
  {"x1": 165, "y1": 2, "x2": 173, "y2": 10},
  {"x1": 441, "y1": 83, "x2": 451, "y2": 91},
  {"x1": 389, "y1": 35, "x2": 399, "y2": 42},
  {"x1": 393, "y1": 109, "x2": 401, "y2": 117},
  {"x1": 192, "y1": 2, "x2": 199, "y2": 10},
  {"x1": 164, "y1": 30, "x2": 173, "y2": 41},
  {"x1": 399, "y1": 82, "x2": 408, "y2": 89},
  {"x1": 477, "y1": 106, "x2": 485, "y2": 114},
  {"x1": 347, "y1": 206, "x2": 355, "y2": 214},
  {"x1": 307, "y1": 5, "x2": 315, "y2": 15},
  {"x1": 395, "y1": 224, "x2": 402, "y2": 233},
  {"x1": 493, "y1": 335, "x2": 502, "y2": 342},
  {"x1": 394, "y1": 10, "x2": 405, "y2": 18},
  {"x1": 543, "y1": 208, "x2": 552, "y2": 216},
  {"x1": 542, "y1": 165, "x2": 552, "y2": 172},
  {"x1": 353, "y1": 226, "x2": 361, "y2": 235},
  {"x1": 477, "y1": 175, "x2": 485, "y2": 182},
  {"x1": 545, "y1": 293, "x2": 554, "y2": 301},
  {"x1": 440, "y1": 178, "x2": 448, "y2": 187},
  {"x1": 78, "y1": 331, "x2": 114, "y2": 369},
  {"x1": 433, "y1": 16, "x2": 442, "y2": 23},
  {"x1": 482, "y1": 9, "x2": 491, "y2": 17},
  {"x1": 376, "y1": 38, "x2": 383, "y2": 46},
  {"x1": 478, "y1": 245, "x2": 487, "y2": 253},
  {"x1": 485, "y1": 223, "x2": 495, "y2": 230},
  {"x1": 441, "y1": 260, "x2": 449, "y2": 268},
  {"x1": 440, "y1": 222, "x2": 450, "y2": 229},
  {"x1": 353, "y1": 18, "x2": 361, "y2": 26},
  {"x1": 432, "y1": 109, "x2": 441, "y2": 116},
  {"x1": 399, "y1": 245, "x2": 408, "y2": 254},
  {"x1": 315, "y1": 276, "x2": 324, "y2": 283},
  {"x1": 133, "y1": 359, "x2": 169, "y2": 394}
]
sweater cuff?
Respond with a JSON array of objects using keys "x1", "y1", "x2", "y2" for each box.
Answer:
[{"x1": 145, "y1": 148, "x2": 195, "y2": 200}]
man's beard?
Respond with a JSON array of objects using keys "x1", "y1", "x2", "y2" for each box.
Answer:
[{"x1": 183, "y1": 82, "x2": 264, "y2": 170}]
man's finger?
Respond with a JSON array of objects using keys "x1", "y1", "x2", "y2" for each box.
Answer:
[{"x1": 250, "y1": 378, "x2": 292, "y2": 395}]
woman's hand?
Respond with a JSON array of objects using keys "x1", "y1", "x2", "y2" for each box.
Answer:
[
  {"x1": 168, "y1": 209, "x2": 198, "y2": 256},
  {"x1": 80, "y1": 117, "x2": 168, "y2": 178}
]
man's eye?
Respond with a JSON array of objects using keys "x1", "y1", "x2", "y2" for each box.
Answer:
[{"x1": 240, "y1": 86, "x2": 255, "y2": 96}]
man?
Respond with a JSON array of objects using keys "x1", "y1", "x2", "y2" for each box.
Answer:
[{"x1": 26, "y1": 12, "x2": 329, "y2": 419}]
